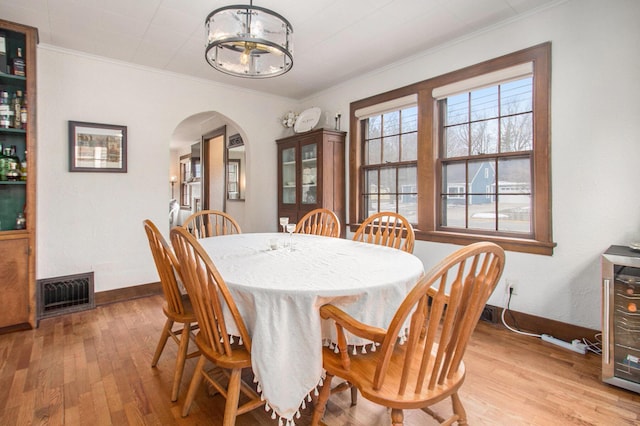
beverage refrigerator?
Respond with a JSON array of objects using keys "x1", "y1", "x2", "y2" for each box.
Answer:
[{"x1": 602, "y1": 245, "x2": 640, "y2": 393}]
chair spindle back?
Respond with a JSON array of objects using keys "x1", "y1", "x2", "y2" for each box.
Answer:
[
  {"x1": 374, "y1": 242, "x2": 505, "y2": 395},
  {"x1": 295, "y1": 208, "x2": 341, "y2": 237},
  {"x1": 170, "y1": 226, "x2": 252, "y2": 357},
  {"x1": 352, "y1": 211, "x2": 415, "y2": 253},
  {"x1": 183, "y1": 210, "x2": 241, "y2": 239},
  {"x1": 143, "y1": 219, "x2": 186, "y2": 315}
]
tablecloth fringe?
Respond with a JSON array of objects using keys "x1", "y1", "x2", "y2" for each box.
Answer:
[
  {"x1": 253, "y1": 371, "x2": 325, "y2": 426},
  {"x1": 321, "y1": 328, "x2": 409, "y2": 354},
  {"x1": 322, "y1": 338, "x2": 381, "y2": 354}
]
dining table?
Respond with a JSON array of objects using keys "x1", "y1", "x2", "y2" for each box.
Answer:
[{"x1": 197, "y1": 232, "x2": 425, "y2": 423}]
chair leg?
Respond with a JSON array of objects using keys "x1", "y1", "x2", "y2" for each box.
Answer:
[
  {"x1": 182, "y1": 355, "x2": 206, "y2": 417},
  {"x1": 350, "y1": 385, "x2": 358, "y2": 406},
  {"x1": 311, "y1": 373, "x2": 334, "y2": 426},
  {"x1": 391, "y1": 408, "x2": 404, "y2": 426},
  {"x1": 170, "y1": 321, "x2": 191, "y2": 402},
  {"x1": 451, "y1": 392, "x2": 468, "y2": 425},
  {"x1": 152, "y1": 318, "x2": 174, "y2": 367},
  {"x1": 223, "y1": 368, "x2": 242, "y2": 426}
]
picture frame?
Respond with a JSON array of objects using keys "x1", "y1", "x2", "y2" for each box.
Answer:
[{"x1": 69, "y1": 121, "x2": 127, "y2": 172}]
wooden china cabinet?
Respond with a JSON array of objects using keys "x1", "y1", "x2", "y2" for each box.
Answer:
[
  {"x1": 0, "y1": 19, "x2": 37, "y2": 332},
  {"x1": 276, "y1": 128, "x2": 346, "y2": 236}
]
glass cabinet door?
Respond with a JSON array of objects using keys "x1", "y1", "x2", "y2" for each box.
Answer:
[
  {"x1": 301, "y1": 143, "x2": 317, "y2": 205},
  {"x1": 281, "y1": 146, "x2": 296, "y2": 205}
]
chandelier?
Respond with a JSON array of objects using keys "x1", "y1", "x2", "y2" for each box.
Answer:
[{"x1": 205, "y1": 1, "x2": 294, "y2": 78}]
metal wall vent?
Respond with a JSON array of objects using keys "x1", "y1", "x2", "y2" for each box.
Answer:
[{"x1": 37, "y1": 272, "x2": 95, "y2": 319}]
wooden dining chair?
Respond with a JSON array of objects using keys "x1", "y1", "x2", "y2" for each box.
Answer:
[
  {"x1": 352, "y1": 211, "x2": 415, "y2": 253},
  {"x1": 295, "y1": 208, "x2": 341, "y2": 237},
  {"x1": 182, "y1": 210, "x2": 241, "y2": 239},
  {"x1": 170, "y1": 226, "x2": 264, "y2": 425},
  {"x1": 311, "y1": 242, "x2": 506, "y2": 426},
  {"x1": 143, "y1": 219, "x2": 199, "y2": 402}
]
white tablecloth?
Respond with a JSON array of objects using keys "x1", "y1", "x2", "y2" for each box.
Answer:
[{"x1": 197, "y1": 233, "x2": 424, "y2": 422}]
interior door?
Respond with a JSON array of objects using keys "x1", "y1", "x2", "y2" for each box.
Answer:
[{"x1": 202, "y1": 127, "x2": 226, "y2": 211}]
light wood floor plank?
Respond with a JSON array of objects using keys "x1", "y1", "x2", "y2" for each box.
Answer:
[{"x1": 0, "y1": 295, "x2": 638, "y2": 425}]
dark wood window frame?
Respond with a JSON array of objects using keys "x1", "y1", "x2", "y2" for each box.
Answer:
[{"x1": 349, "y1": 43, "x2": 555, "y2": 255}]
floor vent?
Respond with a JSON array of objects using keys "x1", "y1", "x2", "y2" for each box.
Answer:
[
  {"x1": 480, "y1": 305, "x2": 500, "y2": 324},
  {"x1": 37, "y1": 272, "x2": 95, "y2": 319}
]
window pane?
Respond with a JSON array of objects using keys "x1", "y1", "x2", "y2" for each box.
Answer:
[
  {"x1": 441, "y1": 195, "x2": 465, "y2": 227},
  {"x1": 382, "y1": 135, "x2": 399, "y2": 163},
  {"x1": 501, "y1": 77, "x2": 532, "y2": 114},
  {"x1": 400, "y1": 132, "x2": 417, "y2": 161},
  {"x1": 364, "y1": 170, "x2": 379, "y2": 215},
  {"x1": 398, "y1": 166, "x2": 417, "y2": 222},
  {"x1": 468, "y1": 160, "x2": 496, "y2": 194},
  {"x1": 498, "y1": 194, "x2": 531, "y2": 233},
  {"x1": 401, "y1": 106, "x2": 418, "y2": 132},
  {"x1": 365, "y1": 169, "x2": 378, "y2": 195},
  {"x1": 468, "y1": 160, "x2": 496, "y2": 190},
  {"x1": 471, "y1": 86, "x2": 498, "y2": 120},
  {"x1": 442, "y1": 162, "x2": 465, "y2": 194},
  {"x1": 381, "y1": 197, "x2": 397, "y2": 213},
  {"x1": 398, "y1": 203, "x2": 417, "y2": 224},
  {"x1": 364, "y1": 194, "x2": 377, "y2": 218},
  {"x1": 398, "y1": 166, "x2": 416, "y2": 189},
  {"x1": 444, "y1": 124, "x2": 468, "y2": 158},
  {"x1": 380, "y1": 168, "x2": 396, "y2": 193},
  {"x1": 467, "y1": 159, "x2": 496, "y2": 231},
  {"x1": 498, "y1": 157, "x2": 531, "y2": 194},
  {"x1": 379, "y1": 168, "x2": 396, "y2": 211},
  {"x1": 468, "y1": 200, "x2": 498, "y2": 231},
  {"x1": 367, "y1": 115, "x2": 381, "y2": 139},
  {"x1": 445, "y1": 93, "x2": 468, "y2": 126},
  {"x1": 366, "y1": 138, "x2": 381, "y2": 164},
  {"x1": 500, "y1": 112, "x2": 532, "y2": 152},
  {"x1": 383, "y1": 111, "x2": 400, "y2": 136},
  {"x1": 471, "y1": 118, "x2": 498, "y2": 155}
]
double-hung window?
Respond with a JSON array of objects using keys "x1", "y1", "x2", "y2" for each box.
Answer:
[
  {"x1": 359, "y1": 102, "x2": 418, "y2": 222},
  {"x1": 349, "y1": 43, "x2": 554, "y2": 255},
  {"x1": 436, "y1": 66, "x2": 534, "y2": 236}
]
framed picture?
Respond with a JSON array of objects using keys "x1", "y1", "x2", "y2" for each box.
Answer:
[{"x1": 69, "y1": 121, "x2": 127, "y2": 172}]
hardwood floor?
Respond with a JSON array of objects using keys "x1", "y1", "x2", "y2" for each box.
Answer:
[{"x1": 0, "y1": 295, "x2": 638, "y2": 425}]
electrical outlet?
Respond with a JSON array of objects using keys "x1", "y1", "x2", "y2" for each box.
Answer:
[{"x1": 506, "y1": 279, "x2": 517, "y2": 296}]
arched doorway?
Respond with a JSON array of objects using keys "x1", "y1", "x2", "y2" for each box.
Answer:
[{"x1": 170, "y1": 112, "x2": 247, "y2": 228}]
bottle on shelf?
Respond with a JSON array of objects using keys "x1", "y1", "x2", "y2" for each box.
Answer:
[
  {"x1": 11, "y1": 47, "x2": 25, "y2": 77},
  {"x1": 0, "y1": 90, "x2": 12, "y2": 129},
  {"x1": 0, "y1": 32, "x2": 7, "y2": 74},
  {"x1": 15, "y1": 212, "x2": 26, "y2": 230},
  {"x1": 0, "y1": 143, "x2": 6, "y2": 181},
  {"x1": 12, "y1": 90, "x2": 22, "y2": 129},
  {"x1": 20, "y1": 150, "x2": 27, "y2": 181},
  {"x1": 3, "y1": 145, "x2": 20, "y2": 181},
  {"x1": 20, "y1": 97, "x2": 27, "y2": 130}
]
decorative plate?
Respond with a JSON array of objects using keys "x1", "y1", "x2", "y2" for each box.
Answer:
[
  {"x1": 629, "y1": 242, "x2": 640, "y2": 251},
  {"x1": 294, "y1": 107, "x2": 321, "y2": 133}
]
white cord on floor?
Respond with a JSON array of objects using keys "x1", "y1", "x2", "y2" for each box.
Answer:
[
  {"x1": 500, "y1": 305, "x2": 541, "y2": 338},
  {"x1": 500, "y1": 292, "x2": 600, "y2": 355}
]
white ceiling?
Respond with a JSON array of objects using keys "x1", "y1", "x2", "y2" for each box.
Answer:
[{"x1": 0, "y1": 0, "x2": 559, "y2": 100}]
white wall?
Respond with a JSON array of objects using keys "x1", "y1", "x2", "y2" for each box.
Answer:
[
  {"x1": 37, "y1": 48, "x2": 293, "y2": 291},
  {"x1": 35, "y1": 0, "x2": 640, "y2": 331},
  {"x1": 301, "y1": 0, "x2": 640, "y2": 330}
]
